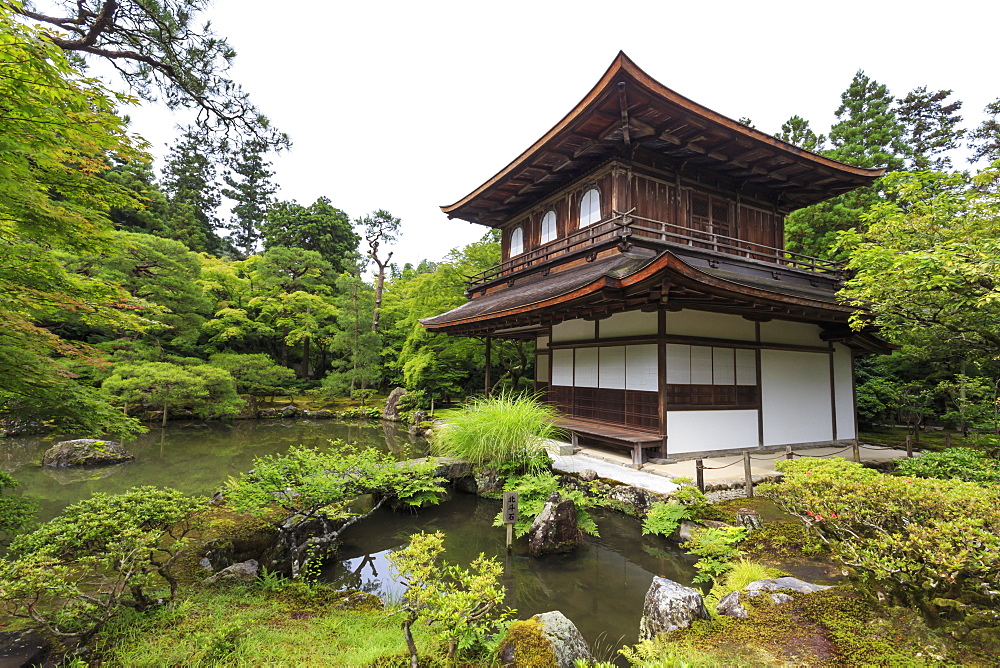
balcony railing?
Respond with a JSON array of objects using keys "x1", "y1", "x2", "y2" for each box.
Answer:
[{"x1": 466, "y1": 210, "x2": 842, "y2": 290}]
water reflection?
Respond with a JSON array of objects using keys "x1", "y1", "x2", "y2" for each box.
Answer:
[
  {"x1": 0, "y1": 419, "x2": 427, "y2": 522},
  {"x1": 325, "y1": 494, "x2": 697, "y2": 654}
]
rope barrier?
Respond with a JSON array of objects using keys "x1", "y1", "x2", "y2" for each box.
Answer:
[{"x1": 697, "y1": 459, "x2": 744, "y2": 470}]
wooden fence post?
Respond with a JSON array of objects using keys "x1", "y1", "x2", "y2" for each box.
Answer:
[
  {"x1": 695, "y1": 459, "x2": 705, "y2": 493},
  {"x1": 743, "y1": 451, "x2": 753, "y2": 498},
  {"x1": 785, "y1": 445, "x2": 794, "y2": 461},
  {"x1": 852, "y1": 439, "x2": 860, "y2": 463},
  {"x1": 906, "y1": 435, "x2": 913, "y2": 458},
  {"x1": 945, "y1": 432, "x2": 952, "y2": 448}
]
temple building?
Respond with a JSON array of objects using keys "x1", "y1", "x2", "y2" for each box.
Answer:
[{"x1": 422, "y1": 53, "x2": 890, "y2": 466}]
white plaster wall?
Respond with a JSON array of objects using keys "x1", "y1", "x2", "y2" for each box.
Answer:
[
  {"x1": 599, "y1": 310, "x2": 658, "y2": 338},
  {"x1": 759, "y1": 320, "x2": 822, "y2": 347},
  {"x1": 833, "y1": 344, "x2": 856, "y2": 440},
  {"x1": 598, "y1": 346, "x2": 626, "y2": 389},
  {"x1": 536, "y1": 334, "x2": 549, "y2": 350},
  {"x1": 552, "y1": 319, "x2": 595, "y2": 343},
  {"x1": 667, "y1": 410, "x2": 759, "y2": 454},
  {"x1": 535, "y1": 353, "x2": 549, "y2": 383},
  {"x1": 575, "y1": 347, "x2": 599, "y2": 387},
  {"x1": 551, "y1": 349, "x2": 574, "y2": 386},
  {"x1": 666, "y1": 310, "x2": 756, "y2": 341},
  {"x1": 761, "y1": 350, "x2": 833, "y2": 445}
]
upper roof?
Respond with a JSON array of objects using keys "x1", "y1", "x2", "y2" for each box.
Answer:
[{"x1": 442, "y1": 53, "x2": 884, "y2": 227}]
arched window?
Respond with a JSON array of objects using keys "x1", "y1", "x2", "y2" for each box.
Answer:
[
  {"x1": 579, "y1": 188, "x2": 601, "y2": 228},
  {"x1": 540, "y1": 210, "x2": 557, "y2": 244},
  {"x1": 509, "y1": 226, "x2": 524, "y2": 257}
]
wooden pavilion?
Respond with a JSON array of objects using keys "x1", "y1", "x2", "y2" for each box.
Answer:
[{"x1": 422, "y1": 53, "x2": 890, "y2": 465}]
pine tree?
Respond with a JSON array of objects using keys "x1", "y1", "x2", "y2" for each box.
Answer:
[
  {"x1": 969, "y1": 98, "x2": 1000, "y2": 164},
  {"x1": 776, "y1": 115, "x2": 826, "y2": 152},
  {"x1": 359, "y1": 210, "x2": 402, "y2": 333},
  {"x1": 828, "y1": 70, "x2": 906, "y2": 170},
  {"x1": 896, "y1": 87, "x2": 964, "y2": 170},
  {"x1": 785, "y1": 72, "x2": 905, "y2": 259},
  {"x1": 161, "y1": 128, "x2": 225, "y2": 254},
  {"x1": 222, "y1": 140, "x2": 277, "y2": 258}
]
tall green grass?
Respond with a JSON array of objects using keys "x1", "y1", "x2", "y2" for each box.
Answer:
[{"x1": 431, "y1": 393, "x2": 562, "y2": 470}]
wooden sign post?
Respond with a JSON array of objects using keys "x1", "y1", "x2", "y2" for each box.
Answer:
[{"x1": 502, "y1": 490, "x2": 518, "y2": 553}]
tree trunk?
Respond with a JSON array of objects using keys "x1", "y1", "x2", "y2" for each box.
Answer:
[
  {"x1": 281, "y1": 326, "x2": 289, "y2": 368},
  {"x1": 161, "y1": 405, "x2": 168, "y2": 428},
  {"x1": 301, "y1": 336, "x2": 310, "y2": 379},
  {"x1": 403, "y1": 615, "x2": 419, "y2": 668},
  {"x1": 371, "y1": 256, "x2": 390, "y2": 333}
]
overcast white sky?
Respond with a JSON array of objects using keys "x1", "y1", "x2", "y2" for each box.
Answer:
[{"x1": 123, "y1": 0, "x2": 996, "y2": 269}]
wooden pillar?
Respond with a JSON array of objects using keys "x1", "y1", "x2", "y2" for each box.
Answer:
[
  {"x1": 695, "y1": 459, "x2": 705, "y2": 493},
  {"x1": 484, "y1": 336, "x2": 492, "y2": 397},
  {"x1": 743, "y1": 451, "x2": 753, "y2": 498}
]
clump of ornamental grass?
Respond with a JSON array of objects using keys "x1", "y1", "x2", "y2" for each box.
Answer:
[{"x1": 431, "y1": 393, "x2": 562, "y2": 471}]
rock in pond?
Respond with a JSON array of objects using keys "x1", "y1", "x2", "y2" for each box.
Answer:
[
  {"x1": 716, "y1": 577, "x2": 832, "y2": 618},
  {"x1": 381, "y1": 386, "x2": 409, "y2": 421},
  {"x1": 639, "y1": 577, "x2": 711, "y2": 639},
  {"x1": 736, "y1": 507, "x2": 764, "y2": 532},
  {"x1": 302, "y1": 409, "x2": 334, "y2": 418},
  {"x1": 527, "y1": 492, "x2": 581, "y2": 557},
  {"x1": 204, "y1": 559, "x2": 259, "y2": 585},
  {"x1": 41, "y1": 438, "x2": 134, "y2": 468},
  {"x1": 279, "y1": 405, "x2": 298, "y2": 418},
  {"x1": 500, "y1": 610, "x2": 592, "y2": 667}
]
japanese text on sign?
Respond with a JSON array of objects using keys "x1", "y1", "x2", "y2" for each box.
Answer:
[{"x1": 502, "y1": 491, "x2": 518, "y2": 524}]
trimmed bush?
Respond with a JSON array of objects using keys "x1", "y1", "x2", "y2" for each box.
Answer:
[{"x1": 894, "y1": 447, "x2": 1000, "y2": 484}]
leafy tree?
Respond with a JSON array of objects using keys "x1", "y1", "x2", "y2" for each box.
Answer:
[
  {"x1": 896, "y1": 87, "x2": 964, "y2": 171},
  {"x1": 323, "y1": 268, "x2": 381, "y2": 395},
  {"x1": 222, "y1": 139, "x2": 277, "y2": 258},
  {"x1": 0, "y1": 487, "x2": 205, "y2": 647},
  {"x1": 15, "y1": 0, "x2": 288, "y2": 148},
  {"x1": 969, "y1": 97, "x2": 1000, "y2": 164},
  {"x1": 263, "y1": 198, "x2": 359, "y2": 273},
  {"x1": 389, "y1": 531, "x2": 509, "y2": 666},
  {"x1": 102, "y1": 361, "x2": 242, "y2": 425},
  {"x1": 208, "y1": 352, "x2": 296, "y2": 401},
  {"x1": 0, "y1": 6, "x2": 148, "y2": 434},
  {"x1": 225, "y1": 444, "x2": 445, "y2": 578},
  {"x1": 359, "y1": 210, "x2": 402, "y2": 332},
  {"x1": 776, "y1": 115, "x2": 826, "y2": 152},
  {"x1": 839, "y1": 167, "x2": 1000, "y2": 360},
  {"x1": 0, "y1": 472, "x2": 37, "y2": 543},
  {"x1": 161, "y1": 127, "x2": 226, "y2": 253}
]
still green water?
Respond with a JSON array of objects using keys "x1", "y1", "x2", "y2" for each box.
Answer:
[{"x1": 2, "y1": 419, "x2": 695, "y2": 655}]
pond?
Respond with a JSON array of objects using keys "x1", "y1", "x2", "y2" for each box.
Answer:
[{"x1": 1, "y1": 419, "x2": 697, "y2": 656}]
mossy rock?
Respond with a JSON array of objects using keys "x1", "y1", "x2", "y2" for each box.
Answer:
[
  {"x1": 499, "y1": 619, "x2": 558, "y2": 667},
  {"x1": 41, "y1": 438, "x2": 134, "y2": 468}
]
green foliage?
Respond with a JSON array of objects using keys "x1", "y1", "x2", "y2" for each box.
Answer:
[
  {"x1": 839, "y1": 166, "x2": 1000, "y2": 360},
  {"x1": 969, "y1": 97, "x2": 1000, "y2": 163},
  {"x1": 208, "y1": 353, "x2": 296, "y2": 397},
  {"x1": 388, "y1": 531, "x2": 510, "y2": 664},
  {"x1": 492, "y1": 473, "x2": 600, "y2": 538},
  {"x1": 161, "y1": 127, "x2": 225, "y2": 253},
  {"x1": 226, "y1": 443, "x2": 445, "y2": 578},
  {"x1": 759, "y1": 458, "x2": 1000, "y2": 616},
  {"x1": 0, "y1": 471, "x2": 37, "y2": 540},
  {"x1": 103, "y1": 361, "x2": 243, "y2": 423},
  {"x1": 704, "y1": 560, "x2": 786, "y2": 612},
  {"x1": 894, "y1": 447, "x2": 1000, "y2": 484},
  {"x1": 896, "y1": 86, "x2": 964, "y2": 171},
  {"x1": 682, "y1": 526, "x2": 748, "y2": 584},
  {"x1": 641, "y1": 501, "x2": 690, "y2": 538},
  {"x1": 431, "y1": 393, "x2": 560, "y2": 471},
  {"x1": 222, "y1": 140, "x2": 277, "y2": 257},
  {"x1": 0, "y1": 487, "x2": 205, "y2": 645},
  {"x1": 263, "y1": 198, "x2": 359, "y2": 274}
]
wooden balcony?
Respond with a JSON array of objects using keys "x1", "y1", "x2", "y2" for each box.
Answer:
[{"x1": 466, "y1": 210, "x2": 842, "y2": 293}]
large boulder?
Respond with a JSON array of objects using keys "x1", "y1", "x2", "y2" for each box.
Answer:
[
  {"x1": 735, "y1": 507, "x2": 764, "y2": 533},
  {"x1": 639, "y1": 577, "x2": 711, "y2": 639},
  {"x1": 527, "y1": 492, "x2": 581, "y2": 557},
  {"x1": 302, "y1": 409, "x2": 334, "y2": 419},
  {"x1": 41, "y1": 438, "x2": 134, "y2": 468},
  {"x1": 279, "y1": 405, "x2": 298, "y2": 418},
  {"x1": 203, "y1": 559, "x2": 259, "y2": 585},
  {"x1": 500, "y1": 611, "x2": 591, "y2": 667},
  {"x1": 381, "y1": 386, "x2": 409, "y2": 421},
  {"x1": 716, "y1": 577, "x2": 832, "y2": 619},
  {"x1": 606, "y1": 484, "x2": 660, "y2": 516}
]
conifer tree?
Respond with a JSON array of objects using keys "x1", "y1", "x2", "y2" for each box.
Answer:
[
  {"x1": 776, "y1": 115, "x2": 826, "y2": 152},
  {"x1": 896, "y1": 87, "x2": 964, "y2": 170},
  {"x1": 969, "y1": 97, "x2": 1000, "y2": 164},
  {"x1": 263, "y1": 197, "x2": 359, "y2": 273},
  {"x1": 161, "y1": 128, "x2": 225, "y2": 254},
  {"x1": 360, "y1": 210, "x2": 402, "y2": 333},
  {"x1": 222, "y1": 140, "x2": 277, "y2": 258}
]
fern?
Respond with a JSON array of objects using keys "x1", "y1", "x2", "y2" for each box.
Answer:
[
  {"x1": 642, "y1": 501, "x2": 690, "y2": 537},
  {"x1": 491, "y1": 473, "x2": 600, "y2": 537}
]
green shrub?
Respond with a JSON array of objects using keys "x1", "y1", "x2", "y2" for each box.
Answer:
[
  {"x1": 0, "y1": 471, "x2": 36, "y2": 540},
  {"x1": 642, "y1": 501, "x2": 690, "y2": 538},
  {"x1": 759, "y1": 457, "x2": 1000, "y2": 616},
  {"x1": 431, "y1": 393, "x2": 562, "y2": 471},
  {"x1": 894, "y1": 447, "x2": 1000, "y2": 484},
  {"x1": 389, "y1": 531, "x2": 510, "y2": 665},
  {"x1": 681, "y1": 526, "x2": 748, "y2": 584},
  {"x1": 492, "y1": 472, "x2": 600, "y2": 538}
]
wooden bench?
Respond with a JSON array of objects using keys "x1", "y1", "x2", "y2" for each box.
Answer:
[{"x1": 557, "y1": 418, "x2": 665, "y2": 469}]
